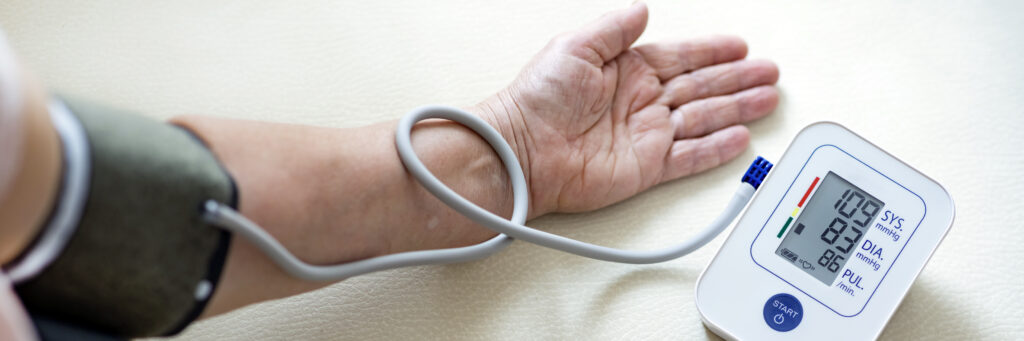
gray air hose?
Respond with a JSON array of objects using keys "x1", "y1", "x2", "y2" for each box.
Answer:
[{"x1": 203, "y1": 105, "x2": 765, "y2": 281}]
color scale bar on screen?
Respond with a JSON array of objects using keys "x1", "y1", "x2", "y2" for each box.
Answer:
[{"x1": 777, "y1": 176, "x2": 821, "y2": 238}]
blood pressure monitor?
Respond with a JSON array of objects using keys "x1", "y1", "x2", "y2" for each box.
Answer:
[{"x1": 696, "y1": 122, "x2": 954, "y2": 340}]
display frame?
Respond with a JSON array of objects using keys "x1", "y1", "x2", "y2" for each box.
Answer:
[{"x1": 749, "y1": 144, "x2": 926, "y2": 317}]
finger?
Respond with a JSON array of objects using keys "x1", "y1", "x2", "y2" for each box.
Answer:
[
  {"x1": 0, "y1": 274, "x2": 37, "y2": 341},
  {"x1": 660, "y1": 125, "x2": 749, "y2": 183},
  {"x1": 634, "y1": 35, "x2": 748, "y2": 81},
  {"x1": 561, "y1": 3, "x2": 649, "y2": 67},
  {"x1": 670, "y1": 85, "x2": 778, "y2": 139},
  {"x1": 657, "y1": 59, "x2": 779, "y2": 108}
]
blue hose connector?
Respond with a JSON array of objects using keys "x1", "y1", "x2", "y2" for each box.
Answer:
[{"x1": 742, "y1": 156, "x2": 773, "y2": 190}]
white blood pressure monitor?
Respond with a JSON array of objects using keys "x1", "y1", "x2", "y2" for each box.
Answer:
[{"x1": 696, "y1": 122, "x2": 954, "y2": 340}]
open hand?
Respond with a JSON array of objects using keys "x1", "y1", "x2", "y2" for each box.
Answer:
[{"x1": 474, "y1": 3, "x2": 779, "y2": 216}]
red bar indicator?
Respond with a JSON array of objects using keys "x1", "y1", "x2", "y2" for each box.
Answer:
[{"x1": 797, "y1": 177, "x2": 821, "y2": 207}]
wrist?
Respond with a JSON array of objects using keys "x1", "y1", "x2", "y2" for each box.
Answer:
[
  {"x1": 470, "y1": 94, "x2": 562, "y2": 218},
  {"x1": 383, "y1": 117, "x2": 515, "y2": 254}
]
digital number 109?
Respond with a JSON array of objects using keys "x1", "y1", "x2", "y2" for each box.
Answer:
[{"x1": 816, "y1": 188, "x2": 881, "y2": 273}]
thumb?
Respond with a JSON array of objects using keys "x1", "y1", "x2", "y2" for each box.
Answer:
[{"x1": 564, "y1": 3, "x2": 649, "y2": 66}]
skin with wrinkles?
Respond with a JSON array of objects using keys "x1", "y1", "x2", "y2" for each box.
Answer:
[{"x1": 474, "y1": 3, "x2": 779, "y2": 215}]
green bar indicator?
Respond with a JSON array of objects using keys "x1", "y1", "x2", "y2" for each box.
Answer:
[{"x1": 777, "y1": 217, "x2": 794, "y2": 238}]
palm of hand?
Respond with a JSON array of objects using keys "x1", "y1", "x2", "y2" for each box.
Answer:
[
  {"x1": 479, "y1": 4, "x2": 779, "y2": 216},
  {"x1": 507, "y1": 42, "x2": 673, "y2": 213}
]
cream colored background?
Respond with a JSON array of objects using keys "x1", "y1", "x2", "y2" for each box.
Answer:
[{"x1": 2, "y1": 0, "x2": 1022, "y2": 339}]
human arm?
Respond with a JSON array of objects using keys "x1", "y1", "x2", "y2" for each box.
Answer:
[
  {"x1": 178, "y1": 3, "x2": 779, "y2": 317},
  {"x1": 0, "y1": 34, "x2": 58, "y2": 341},
  {"x1": 174, "y1": 115, "x2": 520, "y2": 316},
  {"x1": 0, "y1": 65, "x2": 61, "y2": 271},
  {"x1": 0, "y1": 2, "x2": 779, "y2": 325}
]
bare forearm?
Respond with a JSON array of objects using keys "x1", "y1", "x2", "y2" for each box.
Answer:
[
  {"x1": 173, "y1": 114, "x2": 513, "y2": 316},
  {"x1": 0, "y1": 71, "x2": 60, "y2": 266}
]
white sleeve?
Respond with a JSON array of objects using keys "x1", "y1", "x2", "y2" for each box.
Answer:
[{"x1": 0, "y1": 28, "x2": 25, "y2": 199}]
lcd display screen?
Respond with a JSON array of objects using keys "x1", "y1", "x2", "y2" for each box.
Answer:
[{"x1": 775, "y1": 172, "x2": 885, "y2": 285}]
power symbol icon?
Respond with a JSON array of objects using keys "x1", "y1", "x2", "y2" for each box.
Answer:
[{"x1": 763, "y1": 293, "x2": 802, "y2": 332}]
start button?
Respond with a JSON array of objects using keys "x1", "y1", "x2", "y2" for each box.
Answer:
[{"x1": 763, "y1": 293, "x2": 803, "y2": 332}]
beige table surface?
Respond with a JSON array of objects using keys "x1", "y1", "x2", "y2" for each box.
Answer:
[{"x1": 2, "y1": 1, "x2": 1022, "y2": 339}]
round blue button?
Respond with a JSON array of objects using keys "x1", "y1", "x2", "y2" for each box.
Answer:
[{"x1": 763, "y1": 293, "x2": 803, "y2": 332}]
